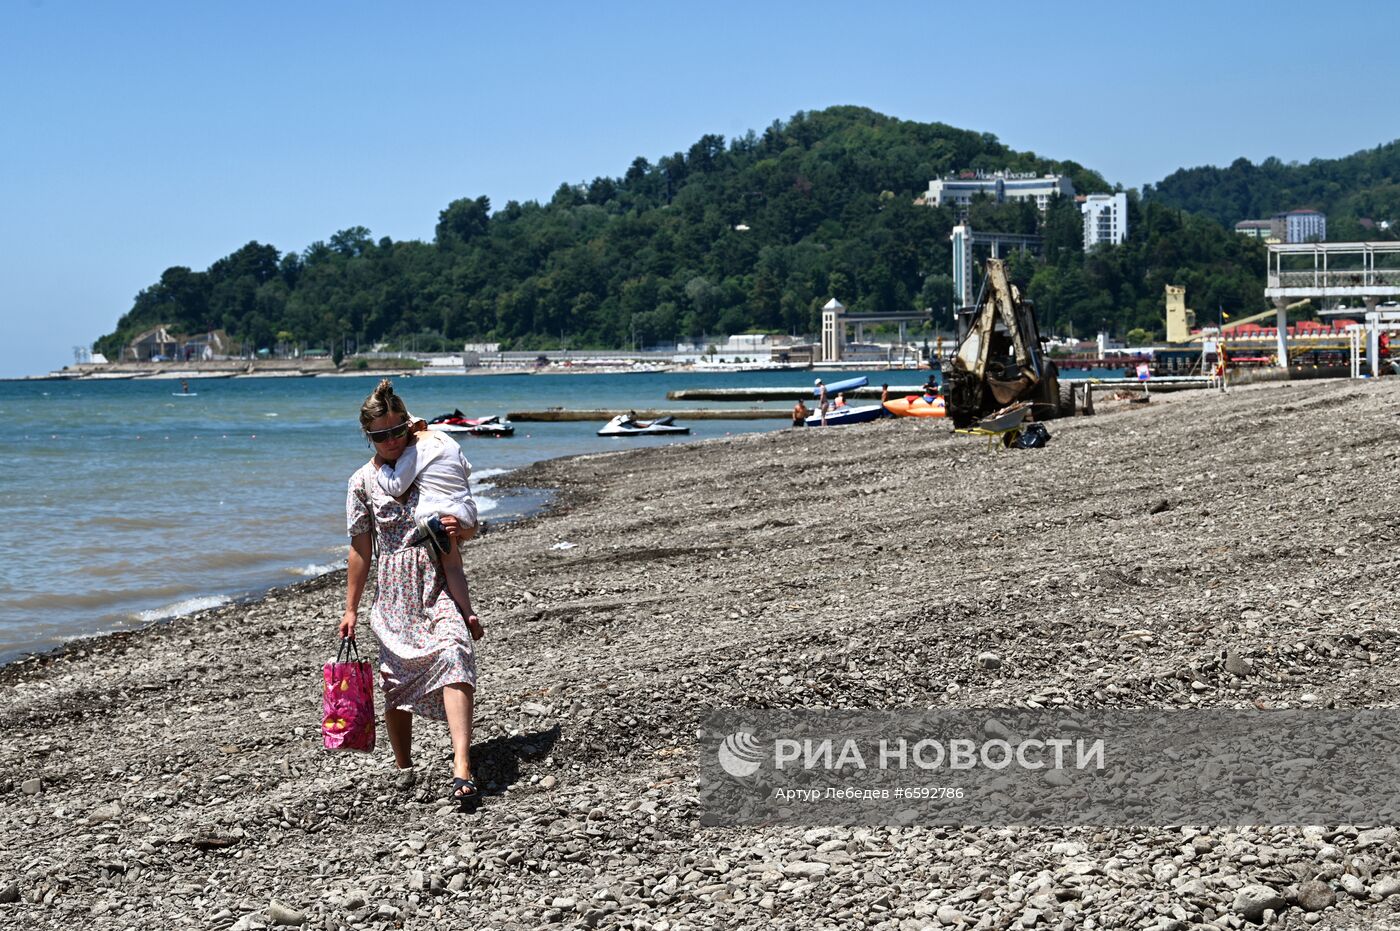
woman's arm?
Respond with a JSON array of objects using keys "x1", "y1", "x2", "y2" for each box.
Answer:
[{"x1": 339, "y1": 531, "x2": 373, "y2": 639}]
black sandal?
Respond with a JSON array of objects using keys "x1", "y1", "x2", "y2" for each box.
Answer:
[
  {"x1": 451, "y1": 776, "x2": 481, "y2": 810},
  {"x1": 416, "y1": 516, "x2": 452, "y2": 557}
]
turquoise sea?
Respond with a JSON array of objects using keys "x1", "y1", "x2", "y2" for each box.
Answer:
[
  {"x1": 1, "y1": 365, "x2": 1131, "y2": 663},
  {"x1": 0, "y1": 368, "x2": 946, "y2": 664}
]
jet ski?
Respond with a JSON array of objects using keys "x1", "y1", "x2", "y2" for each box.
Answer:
[
  {"x1": 427, "y1": 410, "x2": 516, "y2": 438},
  {"x1": 597, "y1": 414, "x2": 690, "y2": 437}
]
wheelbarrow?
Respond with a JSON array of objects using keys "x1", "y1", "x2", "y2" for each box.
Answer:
[{"x1": 953, "y1": 402, "x2": 1033, "y2": 450}]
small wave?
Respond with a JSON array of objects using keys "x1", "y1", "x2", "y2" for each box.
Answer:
[
  {"x1": 473, "y1": 467, "x2": 510, "y2": 481},
  {"x1": 476, "y1": 495, "x2": 498, "y2": 514},
  {"x1": 133, "y1": 594, "x2": 231, "y2": 623},
  {"x1": 104, "y1": 514, "x2": 179, "y2": 531},
  {"x1": 180, "y1": 549, "x2": 285, "y2": 572},
  {"x1": 286, "y1": 561, "x2": 345, "y2": 578},
  {"x1": 9, "y1": 583, "x2": 192, "y2": 611}
]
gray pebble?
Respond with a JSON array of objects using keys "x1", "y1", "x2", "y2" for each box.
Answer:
[
  {"x1": 1340, "y1": 874, "x2": 1367, "y2": 898},
  {"x1": 1296, "y1": 880, "x2": 1334, "y2": 912},
  {"x1": 1233, "y1": 883, "x2": 1286, "y2": 922},
  {"x1": 265, "y1": 901, "x2": 305, "y2": 926},
  {"x1": 1374, "y1": 876, "x2": 1400, "y2": 899}
]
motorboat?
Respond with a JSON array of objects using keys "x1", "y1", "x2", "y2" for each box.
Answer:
[
  {"x1": 804, "y1": 403, "x2": 888, "y2": 427},
  {"x1": 597, "y1": 414, "x2": 690, "y2": 437},
  {"x1": 427, "y1": 410, "x2": 516, "y2": 438}
]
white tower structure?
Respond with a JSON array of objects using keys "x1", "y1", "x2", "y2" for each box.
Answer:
[{"x1": 820, "y1": 298, "x2": 846, "y2": 362}]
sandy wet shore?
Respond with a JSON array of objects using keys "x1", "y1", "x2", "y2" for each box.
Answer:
[{"x1": 2, "y1": 377, "x2": 1400, "y2": 930}]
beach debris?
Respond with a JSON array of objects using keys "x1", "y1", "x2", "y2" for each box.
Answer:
[
  {"x1": 1011, "y1": 422, "x2": 1051, "y2": 448},
  {"x1": 1148, "y1": 499, "x2": 1171, "y2": 514},
  {"x1": 550, "y1": 541, "x2": 577, "y2": 550},
  {"x1": 191, "y1": 831, "x2": 240, "y2": 851}
]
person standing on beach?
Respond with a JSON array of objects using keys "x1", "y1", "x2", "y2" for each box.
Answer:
[
  {"x1": 815, "y1": 378, "x2": 829, "y2": 426},
  {"x1": 341, "y1": 379, "x2": 482, "y2": 810},
  {"x1": 792, "y1": 398, "x2": 808, "y2": 427},
  {"x1": 880, "y1": 383, "x2": 889, "y2": 404}
]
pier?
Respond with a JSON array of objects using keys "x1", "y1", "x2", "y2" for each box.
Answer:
[
  {"x1": 667, "y1": 377, "x2": 1211, "y2": 402},
  {"x1": 508, "y1": 408, "x2": 789, "y2": 422}
]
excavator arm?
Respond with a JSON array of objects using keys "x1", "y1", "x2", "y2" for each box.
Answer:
[{"x1": 942, "y1": 258, "x2": 1071, "y2": 428}]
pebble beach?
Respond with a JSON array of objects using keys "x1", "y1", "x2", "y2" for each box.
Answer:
[{"x1": 3, "y1": 377, "x2": 1400, "y2": 930}]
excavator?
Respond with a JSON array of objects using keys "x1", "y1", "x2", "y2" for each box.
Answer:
[{"x1": 940, "y1": 258, "x2": 1074, "y2": 429}]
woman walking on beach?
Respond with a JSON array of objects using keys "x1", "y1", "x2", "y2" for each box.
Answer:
[{"x1": 340, "y1": 379, "x2": 481, "y2": 809}]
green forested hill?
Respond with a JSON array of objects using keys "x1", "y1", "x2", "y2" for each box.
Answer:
[
  {"x1": 1145, "y1": 142, "x2": 1400, "y2": 240},
  {"x1": 97, "y1": 106, "x2": 1352, "y2": 357}
]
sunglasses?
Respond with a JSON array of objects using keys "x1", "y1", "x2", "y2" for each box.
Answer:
[{"x1": 365, "y1": 421, "x2": 411, "y2": 443}]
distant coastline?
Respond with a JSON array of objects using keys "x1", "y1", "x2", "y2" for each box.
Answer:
[{"x1": 12, "y1": 356, "x2": 928, "y2": 382}]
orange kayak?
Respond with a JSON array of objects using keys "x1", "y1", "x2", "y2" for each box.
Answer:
[{"x1": 884, "y1": 396, "x2": 947, "y2": 418}]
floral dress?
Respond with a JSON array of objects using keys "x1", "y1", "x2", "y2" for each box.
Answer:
[{"x1": 346, "y1": 462, "x2": 477, "y2": 720}]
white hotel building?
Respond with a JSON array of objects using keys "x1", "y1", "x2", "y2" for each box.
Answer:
[
  {"x1": 925, "y1": 171, "x2": 1075, "y2": 212},
  {"x1": 1081, "y1": 192, "x2": 1129, "y2": 249}
]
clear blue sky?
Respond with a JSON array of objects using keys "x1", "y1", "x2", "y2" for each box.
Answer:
[{"x1": 1, "y1": 0, "x2": 1393, "y2": 378}]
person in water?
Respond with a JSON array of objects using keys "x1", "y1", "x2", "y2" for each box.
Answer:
[{"x1": 792, "y1": 398, "x2": 808, "y2": 427}]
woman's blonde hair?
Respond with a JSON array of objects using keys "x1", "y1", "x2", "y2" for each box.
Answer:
[{"x1": 359, "y1": 378, "x2": 409, "y2": 429}]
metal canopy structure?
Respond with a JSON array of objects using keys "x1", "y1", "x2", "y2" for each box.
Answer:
[
  {"x1": 1263, "y1": 241, "x2": 1400, "y2": 371},
  {"x1": 819, "y1": 298, "x2": 926, "y2": 362}
]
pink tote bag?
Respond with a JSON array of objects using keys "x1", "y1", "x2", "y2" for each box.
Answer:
[{"x1": 322, "y1": 638, "x2": 376, "y2": 752}]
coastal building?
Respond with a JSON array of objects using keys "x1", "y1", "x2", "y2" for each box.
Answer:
[
  {"x1": 925, "y1": 171, "x2": 1074, "y2": 213},
  {"x1": 951, "y1": 226, "x2": 973, "y2": 309},
  {"x1": 1276, "y1": 209, "x2": 1326, "y2": 243},
  {"x1": 1081, "y1": 193, "x2": 1129, "y2": 249},
  {"x1": 1235, "y1": 211, "x2": 1326, "y2": 243},
  {"x1": 126, "y1": 325, "x2": 179, "y2": 362},
  {"x1": 1234, "y1": 220, "x2": 1275, "y2": 241}
]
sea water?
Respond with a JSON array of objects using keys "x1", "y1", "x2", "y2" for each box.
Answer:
[{"x1": 0, "y1": 369, "x2": 935, "y2": 663}]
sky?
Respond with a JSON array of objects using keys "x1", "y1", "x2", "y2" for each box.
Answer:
[{"x1": 2, "y1": 0, "x2": 1396, "y2": 378}]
